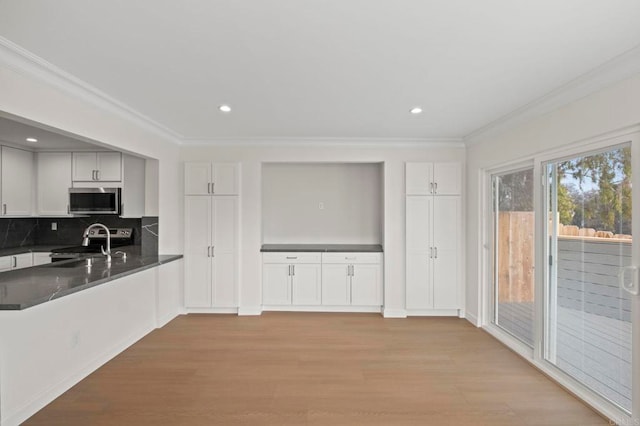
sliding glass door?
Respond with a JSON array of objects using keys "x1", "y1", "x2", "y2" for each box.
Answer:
[
  {"x1": 492, "y1": 167, "x2": 535, "y2": 347},
  {"x1": 545, "y1": 144, "x2": 633, "y2": 413}
]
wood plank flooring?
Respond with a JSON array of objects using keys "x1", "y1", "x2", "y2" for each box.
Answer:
[{"x1": 24, "y1": 313, "x2": 608, "y2": 425}]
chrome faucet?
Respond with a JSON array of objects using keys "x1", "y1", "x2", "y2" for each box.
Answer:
[{"x1": 82, "y1": 223, "x2": 111, "y2": 263}]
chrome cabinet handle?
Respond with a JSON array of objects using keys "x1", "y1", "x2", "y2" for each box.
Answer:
[
  {"x1": 286, "y1": 256, "x2": 298, "y2": 259},
  {"x1": 429, "y1": 247, "x2": 433, "y2": 258},
  {"x1": 434, "y1": 247, "x2": 438, "y2": 259},
  {"x1": 434, "y1": 182, "x2": 438, "y2": 194},
  {"x1": 211, "y1": 182, "x2": 215, "y2": 194},
  {"x1": 429, "y1": 182, "x2": 433, "y2": 194},
  {"x1": 2, "y1": 204, "x2": 6, "y2": 215},
  {"x1": 207, "y1": 246, "x2": 210, "y2": 257},
  {"x1": 211, "y1": 245, "x2": 214, "y2": 257},
  {"x1": 96, "y1": 170, "x2": 100, "y2": 180},
  {"x1": 207, "y1": 182, "x2": 211, "y2": 194},
  {"x1": 292, "y1": 265, "x2": 295, "y2": 276},
  {"x1": 92, "y1": 170, "x2": 96, "y2": 180},
  {"x1": 13, "y1": 256, "x2": 17, "y2": 268}
]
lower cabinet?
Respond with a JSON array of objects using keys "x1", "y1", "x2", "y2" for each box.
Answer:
[
  {"x1": 262, "y1": 251, "x2": 383, "y2": 310},
  {"x1": 262, "y1": 253, "x2": 321, "y2": 305},
  {"x1": 0, "y1": 253, "x2": 33, "y2": 272},
  {"x1": 321, "y1": 253, "x2": 382, "y2": 306},
  {"x1": 32, "y1": 252, "x2": 52, "y2": 266}
]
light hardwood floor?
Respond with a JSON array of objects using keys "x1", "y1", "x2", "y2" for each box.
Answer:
[{"x1": 25, "y1": 313, "x2": 607, "y2": 425}]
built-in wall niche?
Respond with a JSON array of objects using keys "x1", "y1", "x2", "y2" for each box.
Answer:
[{"x1": 262, "y1": 162, "x2": 383, "y2": 244}]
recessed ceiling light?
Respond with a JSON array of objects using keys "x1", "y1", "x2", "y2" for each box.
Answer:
[
  {"x1": 219, "y1": 105, "x2": 231, "y2": 113},
  {"x1": 410, "y1": 107, "x2": 423, "y2": 115},
  {"x1": 26, "y1": 137, "x2": 38, "y2": 143}
]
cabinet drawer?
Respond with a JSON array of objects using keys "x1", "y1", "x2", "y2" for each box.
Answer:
[
  {"x1": 262, "y1": 252, "x2": 321, "y2": 264},
  {"x1": 322, "y1": 252, "x2": 382, "y2": 264}
]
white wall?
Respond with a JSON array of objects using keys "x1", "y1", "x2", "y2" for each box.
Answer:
[
  {"x1": 0, "y1": 60, "x2": 181, "y2": 253},
  {"x1": 181, "y1": 143, "x2": 465, "y2": 316},
  {"x1": 262, "y1": 162, "x2": 383, "y2": 244},
  {"x1": 465, "y1": 73, "x2": 640, "y2": 325}
]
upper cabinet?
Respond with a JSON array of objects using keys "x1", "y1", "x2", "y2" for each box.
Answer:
[
  {"x1": 1, "y1": 146, "x2": 34, "y2": 216},
  {"x1": 405, "y1": 162, "x2": 461, "y2": 195},
  {"x1": 72, "y1": 152, "x2": 122, "y2": 182},
  {"x1": 185, "y1": 162, "x2": 239, "y2": 195},
  {"x1": 36, "y1": 152, "x2": 72, "y2": 216}
]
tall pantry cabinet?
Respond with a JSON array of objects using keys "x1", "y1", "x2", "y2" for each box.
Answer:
[
  {"x1": 184, "y1": 162, "x2": 240, "y2": 310},
  {"x1": 405, "y1": 162, "x2": 462, "y2": 315}
]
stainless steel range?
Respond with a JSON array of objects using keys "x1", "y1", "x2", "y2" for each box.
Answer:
[{"x1": 50, "y1": 228, "x2": 134, "y2": 262}]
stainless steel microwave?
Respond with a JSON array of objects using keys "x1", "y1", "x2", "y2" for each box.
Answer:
[{"x1": 68, "y1": 187, "x2": 121, "y2": 215}]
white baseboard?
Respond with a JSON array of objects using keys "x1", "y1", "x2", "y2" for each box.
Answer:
[
  {"x1": 262, "y1": 305, "x2": 382, "y2": 313},
  {"x1": 185, "y1": 307, "x2": 238, "y2": 314},
  {"x1": 238, "y1": 307, "x2": 263, "y2": 316},
  {"x1": 156, "y1": 309, "x2": 182, "y2": 328},
  {"x1": 4, "y1": 321, "x2": 155, "y2": 426},
  {"x1": 465, "y1": 311, "x2": 480, "y2": 327},
  {"x1": 382, "y1": 309, "x2": 407, "y2": 318},
  {"x1": 405, "y1": 309, "x2": 460, "y2": 317}
]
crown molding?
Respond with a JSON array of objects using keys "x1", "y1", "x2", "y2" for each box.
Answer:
[
  {"x1": 180, "y1": 136, "x2": 465, "y2": 148},
  {"x1": 464, "y1": 44, "x2": 640, "y2": 147},
  {"x1": 0, "y1": 37, "x2": 183, "y2": 145}
]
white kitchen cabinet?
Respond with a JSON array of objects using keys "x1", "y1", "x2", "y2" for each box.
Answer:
[
  {"x1": 1, "y1": 146, "x2": 34, "y2": 216},
  {"x1": 184, "y1": 195, "x2": 238, "y2": 308},
  {"x1": 184, "y1": 162, "x2": 239, "y2": 195},
  {"x1": 405, "y1": 162, "x2": 461, "y2": 195},
  {"x1": 32, "y1": 252, "x2": 52, "y2": 266},
  {"x1": 0, "y1": 253, "x2": 34, "y2": 272},
  {"x1": 72, "y1": 152, "x2": 122, "y2": 182},
  {"x1": 262, "y1": 253, "x2": 321, "y2": 306},
  {"x1": 36, "y1": 152, "x2": 72, "y2": 216},
  {"x1": 405, "y1": 194, "x2": 461, "y2": 313},
  {"x1": 321, "y1": 253, "x2": 382, "y2": 306}
]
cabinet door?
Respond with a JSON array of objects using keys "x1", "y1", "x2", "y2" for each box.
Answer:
[
  {"x1": 184, "y1": 196, "x2": 212, "y2": 307},
  {"x1": 72, "y1": 152, "x2": 97, "y2": 181},
  {"x1": 406, "y1": 196, "x2": 433, "y2": 309},
  {"x1": 1, "y1": 146, "x2": 33, "y2": 216},
  {"x1": 96, "y1": 152, "x2": 122, "y2": 181},
  {"x1": 405, "y1": 162, "x2": 433, "y2": 195},
  {"x1": 212, "y1": 163, "x2": 238, "y2": 195},
  {"x1": 433, "y1": 162, "x2": 461, "y2": 195},
  {"x1": 321, "y1": 264, "x2": 350, "y2": 305},
  {"x1": 37, "y1": 152, "x2": 72, "y2": 216},
  {"x1": 13, "y1": 253, "x2": 33, "y2": 270},
  {"x1": 211, "y1": 197, "x2": 237, "y2": 307},
  {"x1": 0, "y1": 256, "x2": 12, "y2": 272},
  {"x1": 184, "y1": 162, "x2": 212, "y2": 195},
  {"x1": 351, "y1": 264, "x2": 382, "y2": 306},
  {"x1": 291, "y1": 264, "x2": 321, "y2": 305},
  {"x1": 432, "y1": 196, "x2": 460, "y2": 309},
  {"x1": 32, "y1": 252, "x2": 52, "y2": 266},
  {"x1": 263, "y1": 264, "x2": 291, "y2": 305}
]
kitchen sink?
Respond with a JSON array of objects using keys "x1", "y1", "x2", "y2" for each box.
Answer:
[{"x1": 50, "y1": 258, "x2": 97, "y2": 268}]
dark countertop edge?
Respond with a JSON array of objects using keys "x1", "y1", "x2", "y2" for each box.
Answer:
[
  {"x1": 0, "y1": 245, "x2": 71, "y2": 257},
  {"x1": 261, "y1": 244, "x2": 383, "y2": 253},
  {"x1": 1, "y1": 254, "x2": 183, "y2": 311}
]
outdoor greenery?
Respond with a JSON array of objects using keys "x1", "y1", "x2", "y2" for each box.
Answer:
[{"x1": 496, "y1": 146, "x2": 632, "y2": 235}]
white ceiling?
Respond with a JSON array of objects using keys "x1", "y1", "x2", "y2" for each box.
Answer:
[
  {"x1": 1, "y1": 1, "x2": 639, "y2": 141},
  {"x1": 0, "y1": 115, "x2": 108, "y2": 151}
]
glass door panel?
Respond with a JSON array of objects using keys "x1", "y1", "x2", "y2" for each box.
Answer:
[
  {"x1": 492, "y1": 168, "x2": 535, "y2": 346},
  {"x1": 545, "y1": 145, "x2": 632, "y2": 413}
]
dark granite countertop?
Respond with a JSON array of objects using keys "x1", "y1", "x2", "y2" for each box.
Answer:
[
  {"x1": 0, "y1": 248, "x2": 182, "y2": 310},
  {"x1": 261, "y1": 244, "x2": 383, "y2": 253}
]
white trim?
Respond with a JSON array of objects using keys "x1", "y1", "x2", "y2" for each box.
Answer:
[
  {"x1": 464, "y1": 311, "x2": 479, "y2": 327},
  {"x1": 0, "y1": 37, "x2": 183, "y2": 145},
  {"x1": 262, "y1": 305, "x2": 383, "y2": 314},
  {"x1": 465, "y1": 44, "x2": 640, "y2": 147},
  {"x1": 180, "y1": 137, "x2": 465, "y2": 148},
  {"x1": 382, "y1": 308, "x2": 407, "y2": 318},
  {"x1": 155, "y1": 310, "x2": 182, "y2": 328},
  {"x1": 3, "y1": 322, "x2": 155, "y2": 426},
  {"x1": 238, "y1": 307, "x2": 263, "y2": 316},
  {"x1": 184, "y1": 307, "x2": 239, "y2": 314},
  {"x1": 405, "y1": 309, "x2": 460, "y2": 317}
]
